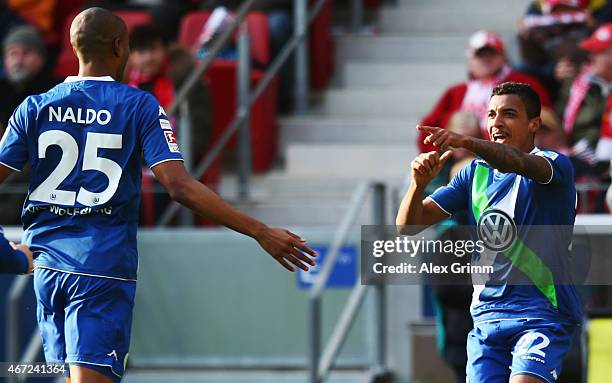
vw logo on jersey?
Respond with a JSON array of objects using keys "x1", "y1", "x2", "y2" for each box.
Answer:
[{"x1": 477, "y1": 208, "x2": 517, "y2": 252}]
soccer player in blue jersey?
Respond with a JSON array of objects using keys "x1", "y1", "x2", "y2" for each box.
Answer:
[
  {"x1": 0, "y1": 7, "x2": 316, "y2": 383},
  {"x1": 397, "y1": 82, "x2": 581, "y2": 383},
  {"x1": 0, "y1": 227, "x2": 32, "y2": 274}
]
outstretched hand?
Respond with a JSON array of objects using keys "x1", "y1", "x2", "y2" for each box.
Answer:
[
  {"x1": 417, "y1": 125, "x2": 467, "y2": 151},
  {"x1": 255, "y1": 227, "x2": 317, "y2": 272}
]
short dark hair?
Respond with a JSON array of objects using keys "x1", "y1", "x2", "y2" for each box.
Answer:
[
  {"x1": 129, "y1": 24, "x2": 165, "y2": 51},
  {"x1": 491, "y1": 82, "x2": 541, "y2": 119}
]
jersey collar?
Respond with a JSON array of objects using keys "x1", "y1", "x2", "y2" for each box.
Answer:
[{"x1": 64, "y1": 76, "x2": 115, "y2": 83}]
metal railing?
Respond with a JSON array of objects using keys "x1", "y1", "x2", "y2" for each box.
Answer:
[
  {"x1": 309, "y1": 182, "x2": 390, "y2": 383},
  {"x1": 157, "y1": 0, "x2": 330, "y2": 225}
]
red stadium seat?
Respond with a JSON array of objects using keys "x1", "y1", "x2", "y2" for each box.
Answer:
[
  {"x1": 55, "y1": 10, "x2": 152, "y2": 79},
  {"x1": 178, "y1": 11, "x2": 279, "y2": 173},
  {"x1": 179, "y1": 11, "x2": 270, "y2": 65},
  {"x1": 309, "y1": 0, "x2": 335, "y2": 90},
  {"x1": 113, "y1": 10, "x2": 152, "y2": 31}
]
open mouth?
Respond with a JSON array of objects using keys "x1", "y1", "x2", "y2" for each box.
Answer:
[{"x1": 492, "y1": 132, "x2": 509, "y2": 143}]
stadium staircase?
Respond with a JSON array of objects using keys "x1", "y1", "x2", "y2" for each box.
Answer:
[{"x1": 124, "y1": 0, "x2": 532, "y2": 382}]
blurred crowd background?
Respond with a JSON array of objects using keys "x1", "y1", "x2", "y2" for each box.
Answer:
[{"x1": 0, "y1": 0, "x2": 612, "y2": 225}]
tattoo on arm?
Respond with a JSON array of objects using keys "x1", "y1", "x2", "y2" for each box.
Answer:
[{"x1": 463, "y1": 138, "x2": 552, "y2": 183}]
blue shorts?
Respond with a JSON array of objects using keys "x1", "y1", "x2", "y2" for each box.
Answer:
[
  {"x1": 33, "y1": 267, "x2": 136, "y2": 382},
  {"x1": 467, "y1": 318, "x2": 577, "y2": 383}
]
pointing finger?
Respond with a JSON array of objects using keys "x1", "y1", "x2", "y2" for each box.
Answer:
[{"x1": 417, "y1": 125, "x2": 440, "y2": 134}]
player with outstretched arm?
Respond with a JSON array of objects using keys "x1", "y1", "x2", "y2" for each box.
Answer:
[
  {"x1": 397, "y1": 82, "x2": 581, "y2": 383},
  {"x1": 0, "y1": 7, "x2": 316, "y2": 383}
]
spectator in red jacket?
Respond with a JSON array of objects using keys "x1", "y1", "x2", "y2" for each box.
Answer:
[{"x1": 418, "y1": 30, "x2": 553, "y2": 153}]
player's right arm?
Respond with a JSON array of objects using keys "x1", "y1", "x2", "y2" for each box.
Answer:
[
  {"x1": 151, "y1": 161, "x2": 317, "y2": 272},
  {"x1": 396, "y1": 151, "x2": 453, "y2": 235}
]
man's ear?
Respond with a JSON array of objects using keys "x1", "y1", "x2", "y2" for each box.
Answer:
[
  {"x1": 113, "y1": 37, "x2": 122, "y2": 58},
  {"x1": 528, "y1": 116, "x2": 542, "y2": 134}
]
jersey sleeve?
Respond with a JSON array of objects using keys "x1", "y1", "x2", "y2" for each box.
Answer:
[
  {"x1": 534, "y1": 150, "x2": 573, "y2": 186},
  {"x1": 0, "y1": 99, "x2": 30, "y2": 172},
  {"x1": 138, "y1": 93, "x2": 184, "y2": 168},
  {"x1": 426, "y1": 162, "x2": 472, "y2": 215}
]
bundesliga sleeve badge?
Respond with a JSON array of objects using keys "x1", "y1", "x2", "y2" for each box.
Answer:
[{"x1": 159, "y1": 119, "x2": 180, "y2": 153}]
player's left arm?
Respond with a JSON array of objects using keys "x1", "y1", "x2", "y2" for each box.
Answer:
[{"x1": 418, "y1": 125, "x2": 552, "y2": 183}]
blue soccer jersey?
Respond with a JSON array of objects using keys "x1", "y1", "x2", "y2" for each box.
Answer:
[
  {"x1": 0, "y1": 76, "x2": 183, "y2": 280},
  {"x1": 428, "y1": 148, "x2": 582, "y2": 324}
]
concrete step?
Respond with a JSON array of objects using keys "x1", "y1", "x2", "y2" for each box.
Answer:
[
  {"x1": 218, "y1": 172, "x2": 404, "y2": 203},
  {"x1": 124, "y1": 370, "x2": 369, "y2": 383},
  {"x1": 342, "y1": 62, "x2": 464, "y2": 89},
  {"x1": 378, "y1": 8, "x2": 522, "y2": 34},
  {"x1": 285, "y1": 144, "x2": 416, "y2": 178},
  {"x1": 279, "y1": 116, "x2": 418, "y2": 152},
  {"x1": 315, "y1": 88, "x2": 436, "y2": 119},
  {"x1": 263, "y1": 173, "x2": 406, "y2": 201},
  {"x1": 217, "y1": 174, "x2": 404, "y2": 225},
  {"x1": 234, "y1": 200, "x2": 373, "y2": 227},
  {"x1": 337, "y1": 35, "x2": 468, "y2": 63}
]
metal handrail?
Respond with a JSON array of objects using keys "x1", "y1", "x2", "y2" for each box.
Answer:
[
  {"x1": 156, "y1": 0, "x2": 331, "y2": 226},
  {"x1": 310, "y1": 181, "x2": 369, "y2": 298},
  {"x1": 309, "y1": 182, "x2": 389, "y2": 383}
]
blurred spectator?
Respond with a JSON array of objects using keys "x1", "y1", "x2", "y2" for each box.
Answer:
[
  {"x1": 590, "y1": 0, "x2": 612, "y2": 24},
  {"x1": 0, "y1": 26, "x2": 57, "y2": 226},
  {"x1": 536, "y1": 107, "x2": 568, "y2": 151},
  {"x1": 418, "y1": 30, "x2": 552, "y2": 153},
  {"x1": 0, "y1": 1, "x2": 26, "y2": 70},
  {"x1": 423, "y1": 111, "x2": 480, "y2": 383},
  {"x1": 127, "y1": 23, "x2": 213, "y2": 224},
  {"x1": 556, "y1": 23, "x2": 612, "y2": 211},
  {"x1": 430, "y1": 219, "x2": 473, "y2": 383},
  {"x1": 557, "y1": 23, "x2": 612, "y2": 160},
  {"x1": 0, "y1": 26, "x2": 57, "y2": 130},
  {"x1": 8, "y1": 0, "x2": 56, "y2": 33},
  {"x1": 518, "y1": 0, "x2": 592, "y2": 95}
]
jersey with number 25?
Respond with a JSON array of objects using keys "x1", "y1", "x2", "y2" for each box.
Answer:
[{"x1": 0, "y1": 76, "x2": 183, "y2": 281}]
